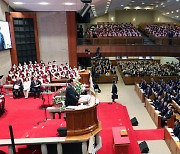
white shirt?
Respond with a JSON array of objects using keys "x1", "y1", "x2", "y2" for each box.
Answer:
[{"x1": 23, "y1": 81, "x2": 31, "y2": 91}]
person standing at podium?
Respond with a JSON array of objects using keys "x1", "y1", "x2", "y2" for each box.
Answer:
[{"x1": 65, "y1": 78, "x2": 80, "y2": 106}]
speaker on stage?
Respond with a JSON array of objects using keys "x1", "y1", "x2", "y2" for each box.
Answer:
[
  {"x1": 57, "y1": 127, "x2": 67, "y2": 137},
  {"x1": 139, "y1": 141, "x2": 149, "y2": 153},
  {"x1": 131, "y1": 117, "x2": 138, "y2": 126}
]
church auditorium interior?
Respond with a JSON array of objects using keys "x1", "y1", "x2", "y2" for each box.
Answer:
[{"x1": 0, "y1": 0, "x2": 180, "y2": 154}]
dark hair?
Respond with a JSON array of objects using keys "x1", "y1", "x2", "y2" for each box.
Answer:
[{"x1": 69, "y1": 78, "x2": 74, "y2": 83}]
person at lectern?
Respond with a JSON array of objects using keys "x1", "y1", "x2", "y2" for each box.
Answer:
[
  {"x1": 31, "y1": 77, "x2": 41, "y2": 99},
  {"x1": 65, "y1": 78, "x2": 80, "y2": 106}
]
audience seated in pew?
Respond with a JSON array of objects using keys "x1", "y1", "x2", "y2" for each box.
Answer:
[
  {"x1": 85, "y1": 23, "x2": 142, "y2": 38},
  {"x1": 145, "y1": 24, "x2": 180, "y2": 38},
  {"x1": 91, "y1": 58, "x2": 116, "y2": 80},
  {"x1": 161, "y1": 105, "x2": 175, "y2": 127},
  {"x1": 118, "y1": 61, "x2": 179, "y2": 77}
]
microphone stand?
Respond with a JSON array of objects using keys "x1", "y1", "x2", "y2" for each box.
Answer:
[
  {"x1": 37, "y1": 96, "x2": 47, "y2": 125},
  {"x1": 42, "y1": 96, "x2": 47, "y2": 121}
]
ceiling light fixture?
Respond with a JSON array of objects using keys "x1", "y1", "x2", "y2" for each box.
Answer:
[
  {"x1": 171, "y1": 11, "x2": 174, "y2": 13},
  {"x1": 64, "y1": 2, "x2": 75, "y2": 5},
  {"x1": 39, "y1": 2, "x2": 49, "y2": 5},
  {"x1": 13, "y1": 2, "x2": 24, "y2": 5},
  {"x1": 176, "y1": 10, "x2": 179, "y2": 12}
]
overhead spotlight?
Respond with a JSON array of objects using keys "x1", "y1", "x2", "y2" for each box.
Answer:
[{"x1": 81, "y1": 0, "x2": 92, "y2": 3}]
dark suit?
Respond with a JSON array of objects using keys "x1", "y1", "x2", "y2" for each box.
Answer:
[
  {"x1": 65, "y1": 84, "x2": 79, "y2": 106},
  {"x1": 174, "y1": 124, "x2": 180, "y2": 137},
  {"x1": 13, "y1": 80, "x2": 23, "y2": 98},
  {"x1": 31, "y1": 80, "x2": 41, "y2": 98},
  {"x1": 161, "y1": 109, "x2": 173, "y2": 127},
  {"x1": 112, "y1": 83, "x2": 118, "y2": 102}
]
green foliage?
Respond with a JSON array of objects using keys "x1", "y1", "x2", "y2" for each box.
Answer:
[{"x1": 74, "y1": 80, "x2": 84, "y2": 95}]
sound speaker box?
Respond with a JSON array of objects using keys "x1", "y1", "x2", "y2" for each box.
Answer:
[
  {"x1": 131, "y1": 117, "x2": 138, "y2": 126},
  {"x1": 57, "y1": 127, "x2": 67, "y2": 137},
  {"x1": 139, "y1": 141, "x2": 149, "y2": 153},
  {"x1": 79, "y1": 3, "x2": 91, "y2": 17}
]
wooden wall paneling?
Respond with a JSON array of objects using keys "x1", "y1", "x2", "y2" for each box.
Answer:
[
  {"x1": 6, "y1": 12, "x2": 40, "y2": 65},
  {"x1": 77, "y1": 45, "x2": 180, "y2": 57},
  {"x1": 66, "y1": 12, "x2": 77, "y2": 67}
]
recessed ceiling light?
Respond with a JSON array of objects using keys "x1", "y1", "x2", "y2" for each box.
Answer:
[
  {"x1": 176, "y1": 0, "x2": 179, "y2": 1},
  {"x1": 121, "y1": 5, "x2": 124, "y2": 7},
  {"x1": 64, "y1": 2, "x2": 74, "y2": 5},
  {"x1": 142, "y1": 2, "x2": 145, "y2": 5},
  {"x1": 13, "y1": 2, "x2": 24, "y2": 5},
  {"x1": 171, "y1": 11, "x2": 174, "y2": 13},
  {"x1": 176, "y1": 16, "x2": 179, "y2": 18},
  {"x1": 166, "y1": 12, "x2": 169, "y2": 14},
  {"x1": 39, "y1": 2, "x2": 49, "y2": 5},
  {"x1": 176, "y1": 10, "x2": 179, "y2": 12}
]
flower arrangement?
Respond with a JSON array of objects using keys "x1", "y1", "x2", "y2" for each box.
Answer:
[
  {"x1": 74, "y1": 75, "x2": 85, "y2": 95},
  {"x1": 52, "y1": 87, "x2": 66, "y2": 105}
]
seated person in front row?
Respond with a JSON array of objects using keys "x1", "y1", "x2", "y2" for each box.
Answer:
[
  {"x1": 31, "y1": 77, "x2": 41, "y2": 99},
  {"x1": 23, "y1": 77, "x2": 31, "y2": 99},
  {"x1": 173, "y1": 119, "x2": 180, "y2": 137},
  {"x1": 65, "y1": 78, "x2": 80, "y2": 106},
  {"x1": 161, "y1": 105, "x2": 174, "y2": 127},
  {"x1": 13, "y1": 76, "x2": 23, "y2": 98}
]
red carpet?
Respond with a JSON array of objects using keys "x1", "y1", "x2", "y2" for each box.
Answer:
[
  {"x1": 97, "y1": 103, "x2": 141, "y2": 154},
  {"x1": 0, "y1": 93, "x2": 163, "y2": 154},
  {"x1": 134, "y1": 129, "x2": 164, "y2": 141}
]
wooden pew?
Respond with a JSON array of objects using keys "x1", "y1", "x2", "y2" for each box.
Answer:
[
  {"x1": 172, "y1": 100, "x2": 180, "y2": 114},
  {"x1": 95, "y1": 74, "x2": 118, "y2": 83},
  {"x1": 145, "y1": 97, "x2": 161, "y2": 128},
  {"x1": 145, "y1": 98, "x2": 176, "y2": 129},
  {"x1": 164, "y1": 127, "x2": 180, "y2": 154},
  {"x1": 134, "y1": 83, "x2": 145, "y2": 103}
]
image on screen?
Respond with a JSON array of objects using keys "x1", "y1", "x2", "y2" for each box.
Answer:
[{"x1": 0, "y1": 21, "x2": 12, "y2": 51}]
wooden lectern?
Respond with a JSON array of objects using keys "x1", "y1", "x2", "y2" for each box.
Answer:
[{"x1": 65, "y1": 104, "x2": 98, "y2": 136}]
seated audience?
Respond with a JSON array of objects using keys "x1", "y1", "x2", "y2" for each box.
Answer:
[
  {"x1": 13, "y1": 76, "x2": 23, "y2": 98},
  {"x1": 145, "y1": 24, "x2": 180, "y2": 38},
  {"x1": 23, "y1": 77, "x2": 31, "y2": 99},
  {"x1": 85, "y1": 23, "x2": 142, "y2": 38},
  {"x1": 161, "y1": 105, "x2": 174, "y2": 127},
  {"x1": 118, "y1": 60, "x2": 179, "y2": 77},
  {"x1": 31, "y1": 77, "x2": 41, "y2": 99},
  {"x1": 173, "y1": 119, "x2": 180, "y2": 137}
]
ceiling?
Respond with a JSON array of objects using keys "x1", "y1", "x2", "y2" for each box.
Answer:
[{"x1": 3, "y1": 0, "x2": 180, "y2": 21}]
